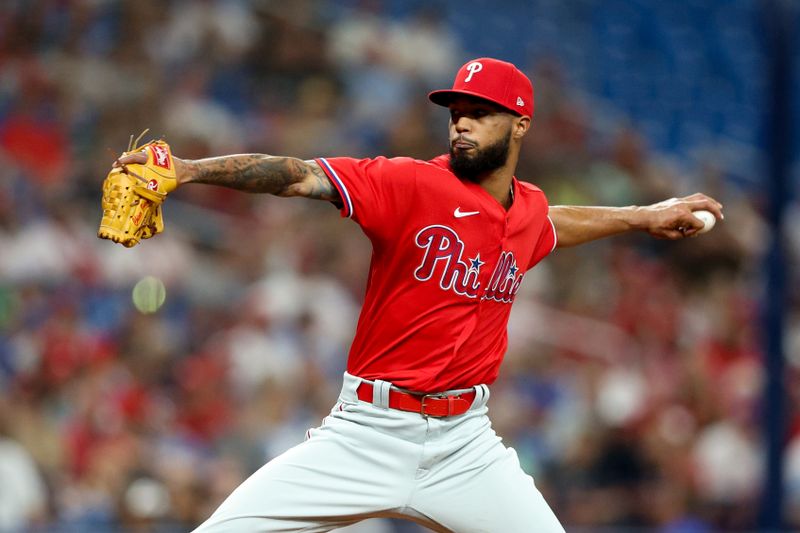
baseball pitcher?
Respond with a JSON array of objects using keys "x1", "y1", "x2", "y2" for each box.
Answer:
[{"x1": 99, "y1": 58, "x2": 723, "y2": 532}]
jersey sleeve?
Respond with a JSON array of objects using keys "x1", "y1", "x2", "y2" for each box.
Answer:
[
  {"x1": 315, "y1": 156, "x2": 416, "y2": 240},
  {"x1": 527, "y1": 197, "x2": 558, "y2": 269}
]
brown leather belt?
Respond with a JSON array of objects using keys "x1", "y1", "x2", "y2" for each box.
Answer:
[{"x1": 356, "y1": 382, "x2": 476, "y2": 417}]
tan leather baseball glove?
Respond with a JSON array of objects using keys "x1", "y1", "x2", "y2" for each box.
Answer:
[{"x1": 98, "y1": 132, "x2": 178, "y2": 247}]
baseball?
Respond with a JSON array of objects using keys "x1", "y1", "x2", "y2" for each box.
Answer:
[
  {"x1": 132, "y1": 276, "x2": 166, "y2": 314},
  {"x1": 692, "y1": 209, "x2": 716, "y2": 234}
]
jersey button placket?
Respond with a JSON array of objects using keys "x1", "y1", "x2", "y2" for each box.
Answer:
[{"x1": 478, "y1": 217, "x2": 504, "y2": 301}]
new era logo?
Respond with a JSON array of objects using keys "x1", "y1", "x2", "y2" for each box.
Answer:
[{"x1": 516, "y1": 97, "x2": 525, "y2": 107}]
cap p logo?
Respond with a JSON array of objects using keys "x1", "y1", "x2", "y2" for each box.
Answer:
[
  {"x1": 464, "y1": 61, "x2": 483, "y2": 83},
  {"x1": 428, "y1": 57, "x2": 534, "y2": 118}
]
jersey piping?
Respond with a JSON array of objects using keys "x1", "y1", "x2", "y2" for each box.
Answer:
[
  {"x1": 546, "y1": 215, "x2": 558, "y2": 252},
  {"x1": 318, "y1": 157, "x2": 353, "y2": 218}
]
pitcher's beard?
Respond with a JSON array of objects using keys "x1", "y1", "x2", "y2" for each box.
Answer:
[{"x1": 449, "y1": 131, "x2": 511, "y2": 182}]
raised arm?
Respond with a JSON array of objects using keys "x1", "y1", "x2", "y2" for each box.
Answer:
[
  {"x1": 549, "y1": 193, "x2": 724, "y2": 248},
  {"x1": 117, "y1": 151, "x2": 341, "y2": 202}
]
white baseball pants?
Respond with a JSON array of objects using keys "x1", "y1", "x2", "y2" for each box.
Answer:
[{"x1": 193, "y1": 372, "x2": 565, "y2": 532}]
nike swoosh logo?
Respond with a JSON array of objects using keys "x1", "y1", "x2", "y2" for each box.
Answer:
[{"x1": 454, "y1": 207, "x2": 480, "y2": 218}]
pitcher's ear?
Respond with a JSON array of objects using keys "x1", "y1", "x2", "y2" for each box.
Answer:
[{"x1": 514, "y1": 116, "x2": 531, "y2": 139}]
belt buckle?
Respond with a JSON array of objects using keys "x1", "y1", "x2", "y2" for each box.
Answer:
[{"x1": 420, "y1": 392, "x2": 449, "y2": 418}]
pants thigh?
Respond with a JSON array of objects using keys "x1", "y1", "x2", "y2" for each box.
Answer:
[
  {"x1": 193, "y1": 407, "x2": 419, "y2": 533},
  {"x1": 411, "y1": 423, "x2": 565, "y2": 533}
]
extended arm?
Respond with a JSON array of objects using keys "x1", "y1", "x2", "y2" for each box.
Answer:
[
  {"x1": 117, "y1": 152, "x2": 341, "y2": 202},
  {"x1": 549, "y1": 193, "x2": 724, "y2": 248}
]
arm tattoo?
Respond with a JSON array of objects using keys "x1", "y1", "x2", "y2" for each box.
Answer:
[
  {"x1": 304, "y1": 161, "x2": 340, "y2": 202},
  {"x1": 187, "y1": 155, "x2": 340, "y2": 203},
  {"x1": 188, "y1": 155, "x2": 302, "y2": 194}
]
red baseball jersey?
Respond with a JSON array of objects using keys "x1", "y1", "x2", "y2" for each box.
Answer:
[{"x1": 316, "y1": 154, "x2": 557, "y2": 392}]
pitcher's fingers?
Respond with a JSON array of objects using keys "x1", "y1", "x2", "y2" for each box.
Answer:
[
  {"x1": 660, "y1": 228, "x2": 687, "y2": 240},
  {"x1": 113, "y1": 151, "x2": 148, "y2": 167},
  {"x1": 677, "y1": 212, "x2": 706, "y2": 232},
  {"x1": 682, "y1": 192, "x2": 722, "y2": 208},
  {"x1": 684, "y1": 198, "x2": 724, "y2": 220},
  {"x1": 696, "y1": 193, "x2": 723, "y2": 211}
]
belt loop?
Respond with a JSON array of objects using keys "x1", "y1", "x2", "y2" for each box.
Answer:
[
  {"x1": 471, "y1": 384, "x2": 489, "y2": 410},
  {"x1": 372, "y1": 379, "x2": 391, "y2": 409}
]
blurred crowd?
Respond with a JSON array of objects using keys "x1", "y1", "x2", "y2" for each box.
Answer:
[{"x1": 0, "y1": 1, "x2": 798, "y2": 532}]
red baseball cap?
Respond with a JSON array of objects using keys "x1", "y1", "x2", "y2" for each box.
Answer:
[{"x1": 428, "y1": 58, "x2": 534, "y2": 117}]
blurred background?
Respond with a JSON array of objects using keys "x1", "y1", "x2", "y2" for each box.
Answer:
[{"x1": 0, "y1": 0, "x2": 797, "y2": 531}]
